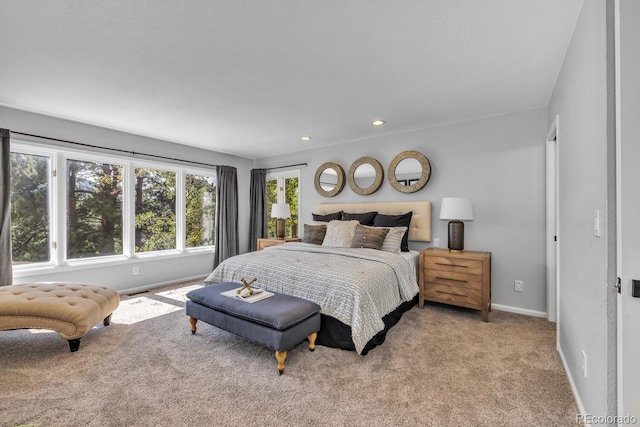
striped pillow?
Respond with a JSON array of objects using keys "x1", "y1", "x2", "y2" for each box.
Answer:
[{"x1": 380, "y1": 226, "x2": 408, "y2": 253}]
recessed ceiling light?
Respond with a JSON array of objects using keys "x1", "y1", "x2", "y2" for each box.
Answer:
[
  {"x1": 371, "y1": 120, "x2": 385, "y2": 126},
  {"x1": 300, "y1": 136, "x2": 311, "y2": 141}
]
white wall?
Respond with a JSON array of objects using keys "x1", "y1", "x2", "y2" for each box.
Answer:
[
  {"x1": 254, "y1": 108, "x2": 548, "y2": 315},
  {"x1": 547, "y1": 0, "x2": 614, "y2": 417},
  {"x1": 2, "y1": 105, "x2": 253, "y2": 293}
]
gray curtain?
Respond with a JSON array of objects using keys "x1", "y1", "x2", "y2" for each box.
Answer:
[
  {"x1": 213, "y1": 165, "x2": 238, "y2": 268},
  {"x1": 0, "y1": 129, "x2": 12, "y2": 286},
  {"x1": 248, "y1": 169, "x2": 267, "y2": 252}
]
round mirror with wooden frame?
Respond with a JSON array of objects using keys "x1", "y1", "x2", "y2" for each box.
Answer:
[
  {"x1": 314, "y1": 162, "x2": 345, "y2": 197},
  {"x1": 347, "y1": 157, "x2": 384, "y2": 195},
  {"x1": 388, "y1": 150, "x2": 431, "y2": 193}
]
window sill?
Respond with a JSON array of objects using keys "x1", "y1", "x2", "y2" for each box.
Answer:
[{"x1": 12, "y1": 248, "x2": 214, "y2": 278}]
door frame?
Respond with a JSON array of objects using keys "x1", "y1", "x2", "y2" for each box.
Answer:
[{"x1": 546, "y1": 115, "x2": 559, "y2": 328}]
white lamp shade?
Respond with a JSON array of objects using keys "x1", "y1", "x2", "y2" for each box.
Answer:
[
  {"x1": 271, "y1": 203, "x2": 291, "y2": 219},
  {"x1": 440, "y1": 198, "x2": 474, "y2": 221}
]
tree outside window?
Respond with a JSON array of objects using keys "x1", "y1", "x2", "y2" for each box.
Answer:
[
  {"x1": 186, "y1": 174, "x2": 216, "y2": 247},
  {"x1": 67, "y1": 159, "x2": 123, "y2": 259},
  {"x1": 135, "y1": 168, "x2": 176, "y2": 252},
  {"x1": 10, "y1": 152, "x2": 50, "y2": 264}
]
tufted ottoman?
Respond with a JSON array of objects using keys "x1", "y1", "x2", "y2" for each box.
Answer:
[{"x1": 0, "y1": 282, "x2": 120, "y2": 352}]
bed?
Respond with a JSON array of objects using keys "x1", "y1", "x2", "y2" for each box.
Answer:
[{"x1": 204, "y1": 201, "x2": 432, "y2": 355}]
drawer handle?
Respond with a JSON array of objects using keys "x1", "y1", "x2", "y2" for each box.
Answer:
[
  {"x1": 435, "y1": 262, "x2": 468, "y2": 268},
  {"x1": 436, "y1": 276, "x2": 467, "y2": 283},
  {"x1": 436, "y1": 290, "x2": 467, "y2": 297}
]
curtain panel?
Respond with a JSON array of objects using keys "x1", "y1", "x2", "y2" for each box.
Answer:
[
  {"x1": 213, "y1": 165, "x2": 238, "y2": 268},
  {"x1": 0, "y1": 129, "x2": 12, "y2": 286},
  {"x1": 248, "y1": 169, "x2": 267, "y2": 252}
]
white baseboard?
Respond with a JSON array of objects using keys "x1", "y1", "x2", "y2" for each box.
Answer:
[
  {"x1": 558, "y1": 345, "x2": 589, "y2": 426},
  {"x1": 491, "y1": 303, "x2": 548, "y2": 318},
  {"x1": 117, "y1": 274, "x2": 207, "y2": 296}
]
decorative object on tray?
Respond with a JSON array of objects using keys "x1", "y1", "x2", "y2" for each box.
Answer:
[
  {"x1": 237, "y1": 277, "x2": 258, "y2": 295},
  {"x1": 221, "y1": 287, "x2": 274, "y2": 303},
  {"x1": 347, "y1": 157, "x2": 384, "y2": 195},
  {"x1": 439, "y1": 197, "x2": 474, "y2": 252},
  {"x1": 271, "y1": 203, "x2": 291, "y2": 240},
  {"x1": 314, "y1": 162, "x2": 345, "y2": 197},
  {"x1": 388, "y1": 150, "x2": 431, "y2": 193}
]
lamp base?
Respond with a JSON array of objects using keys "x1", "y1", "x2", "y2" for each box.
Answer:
[
  {"x1": 448, "y1": 220, "x2": 465, "y2": 252},
  {"x1": 276, "y1": 218, "x2": 286, "y2": 240}
]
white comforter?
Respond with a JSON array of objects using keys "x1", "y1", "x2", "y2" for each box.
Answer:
[{"x1": 204, "y1": 242, "x2": 419, "y2": 354}]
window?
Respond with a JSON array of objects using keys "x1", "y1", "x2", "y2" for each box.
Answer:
[
  {"x1": 135, "y1": 168, "x2": 177, "y2": 252},
  {"x1": 10, "y1": 141, "x2": 217, "y2": 270},
  {"x1": 10, "y1": 152, "x2": 50, "y2": 264},
  {"x1": 266, "y1": 171, "x2": 299, "y2": 239},
  {"x1": 67, "y1": 159, "x2": 123, "y2": 259},
  {"x1": 185, "y1": 174, "x2": 216, "y2": 247}
]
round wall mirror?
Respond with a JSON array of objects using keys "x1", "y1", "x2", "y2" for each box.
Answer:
[
  {"x1": 347, "y1": 157, "x2": 384, "y2": 195},
  {"x1": 314, "y1": 162, "x2": 345, "y2": 197},
  {"x1": 388, "y1": 150, "x2": 431, "y2": 193}
]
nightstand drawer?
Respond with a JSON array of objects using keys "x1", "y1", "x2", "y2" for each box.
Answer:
[
  {"x1": 425, "y1": 256, "x2": 483, "y2": 275},
  {"x1": 425, "y1": 284, "x2": 482, "y2": 306},
  {"x1": 425, "y1": 270, "x2": 482, "y2": 291}
]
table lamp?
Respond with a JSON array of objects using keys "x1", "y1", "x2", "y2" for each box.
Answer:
[
  {"x1": 439, "y1": 197, "x2": 474, "y2": 252},
  {"x1": 271, "y1": 203, "x2": 291, "y2": 240}
]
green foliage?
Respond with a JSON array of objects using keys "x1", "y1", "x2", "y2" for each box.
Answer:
[
  {"x1": 67, "y1": 160, "x2": 123, "y2": 258},
  {"x1": 135, "y1": 168, "x2": 177, "y2": 252},
  {"x1": 10, "y1": 153, "x2": 49, "y2": 263},
  {"x1": 186, "y1": 175, "x2": 216, "y2": 247}
]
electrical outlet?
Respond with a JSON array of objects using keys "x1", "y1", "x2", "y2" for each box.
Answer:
[
  {"x1": 132, "y1": 266, "x2": 139, "y2": 275},
  {"x1": 582, "y1": 350, "x2": 587, "y2": 378},
  {"x1": 433, "y1": 238, "x2": 440, "y2": 248},
  {"x1": 514, "y1": 280, "x2": 524, "y2": 292}
]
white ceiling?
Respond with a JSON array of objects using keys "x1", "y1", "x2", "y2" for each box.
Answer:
[{"x1": 0, "y1": 0, "x2": 583, "y2": 160}]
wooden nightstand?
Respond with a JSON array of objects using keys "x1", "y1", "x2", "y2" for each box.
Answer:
[
  {"x1": 419, "y1": 248, "x2": 492, "y2": 322},
  {"x1": 257, "y1": 238, "x2": 301, "y2": 251}
]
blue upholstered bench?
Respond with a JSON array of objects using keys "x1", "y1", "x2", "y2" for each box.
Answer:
[{"x1": 186, "y1": 282, "x2": 321, "y2": 374}]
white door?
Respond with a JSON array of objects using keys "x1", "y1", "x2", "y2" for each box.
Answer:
[{"x1": 617, "y1": 0, "x2": 640, "y2": 422}]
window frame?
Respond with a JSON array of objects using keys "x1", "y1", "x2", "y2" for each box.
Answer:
[{"x1": 10, "y1": 140, "x2": 216, "y2": 273}]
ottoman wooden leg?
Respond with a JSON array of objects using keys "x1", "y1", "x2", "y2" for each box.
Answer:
[
  {"x1": 68, "y1": 338, "x2": 81, "y2": 352},
  {"x1": 308, "y1": 332, "x2": 317, "y2": 351},
  {"x1": 103, "y1": 313, "x2": 112, "y2": 326},
  {"x1": 190, "y1": 317, "x2": 198, "y2": 334},
  {"x1": 275, "y1": 351, "x2": 287, "y2": 375}
]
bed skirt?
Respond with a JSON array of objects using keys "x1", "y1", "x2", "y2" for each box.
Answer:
[{"x1": 316, "y1": 294, "x2": 418, "y2": 355}]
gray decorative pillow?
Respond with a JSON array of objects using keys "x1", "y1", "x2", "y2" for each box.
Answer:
[
  {"x1": 303, "y1": 224, "x2": 327, "y2": 245},
  {"x1": 380, "y1": 226, "x2": 408, "y2": 253},
  {"x1": 351, "y1": 224, "x2": 390, "y2": 250},
  {"x1": 322, "y1": 220, "x2": 359, "y2": 247}
]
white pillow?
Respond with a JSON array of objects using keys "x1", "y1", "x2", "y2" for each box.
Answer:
[
  {"x1": 322, "y1": 220, "x2": 359, "y2": 247},
  {"x1": 380, "y1": 226, "x2": 408, "y2": 253}
]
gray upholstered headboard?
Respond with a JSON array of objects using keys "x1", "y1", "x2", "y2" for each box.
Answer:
[{"x1": 314, "y1": 201, "x2": 432, "y2": 242}]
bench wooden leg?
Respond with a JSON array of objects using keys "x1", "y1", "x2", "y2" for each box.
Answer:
[
  {"x1": 103, "y1": 313, "x2": 112, "y2": 326},
  {"x1": 275, "y1": 351, "x2": 287, "y2": 375},
  {"x1": 68, "y1": 338, "x2": 81, "y2": 352},
  {"x1": 190, "y1": 317, "x2": 198, "y2": 334},
  {"x1": 308, "y1": 332, "x2": 317, "y2": 351}
]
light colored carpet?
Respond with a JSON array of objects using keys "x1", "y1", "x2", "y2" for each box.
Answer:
[{"x1": 0, "y1": 281, "x2": 577, "y2": 426}]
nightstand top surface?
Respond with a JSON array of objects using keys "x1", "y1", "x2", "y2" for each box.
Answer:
[{"x1": 423, "y1": 247, "x2": 490, "y2": 260}]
